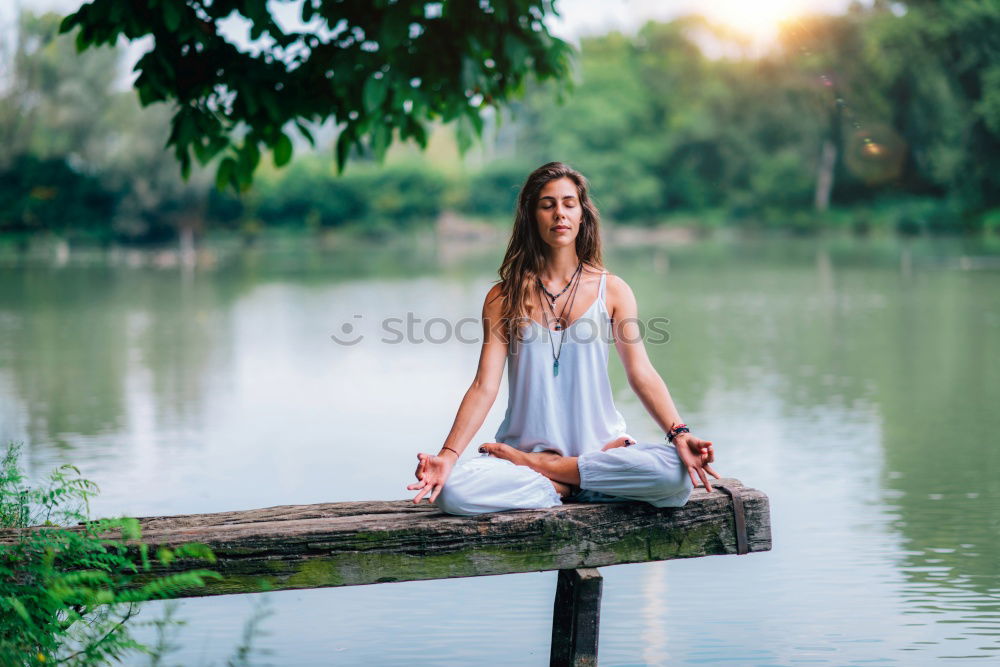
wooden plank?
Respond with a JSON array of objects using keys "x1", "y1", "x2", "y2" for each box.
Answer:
[
  {"x1": 4, "y1": 478, "x2": 770, "y2": 598},
  {"x1": 550, "y1": 568, "x2": 602, "y2": 667}
]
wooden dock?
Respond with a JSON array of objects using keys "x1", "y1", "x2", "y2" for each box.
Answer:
[{"x1": 120, "y1": 478, "x2": 770, "y2": 666}]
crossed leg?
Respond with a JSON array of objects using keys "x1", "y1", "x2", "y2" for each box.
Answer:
[{"x1": 478, "y1": 436, "x2": 634, "y2": 496}]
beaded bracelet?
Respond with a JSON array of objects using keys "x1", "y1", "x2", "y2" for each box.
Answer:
[{"x1": 666, "y1": 423, "x2": 691, "y2": 443}]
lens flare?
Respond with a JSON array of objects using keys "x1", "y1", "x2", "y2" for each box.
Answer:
[
  {"x1": 846, "y1": 125, "x2": 906, "y2": 185},
  {"x1": 708, "y1": 0, "x2": 812, "y2": 43}
]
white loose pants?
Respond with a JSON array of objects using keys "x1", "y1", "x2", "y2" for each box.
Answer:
[{"x1": 433, "y1": 443, "x2": 693, "y2": 516}]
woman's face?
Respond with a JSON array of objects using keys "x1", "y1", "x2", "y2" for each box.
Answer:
[{"x1": 535, "y1": 177, "x2": 583, "y2": 249}]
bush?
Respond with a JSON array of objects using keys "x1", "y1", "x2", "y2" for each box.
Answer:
[
  {"x1": 980, "y1": 208, "x2": 1000, "y2": 236},
  {"x1": 458, "y1": 159, "x2": 531, "y2": 218},
  {"x1": 254, "y1": 158, "x2": 446, "y2": 231},
  {"x1": 0, "y1": 156, "x2": 118, "y2": 239},
  {"x1": 0, "y1": 443, "x2": 219, "y2": 665}
]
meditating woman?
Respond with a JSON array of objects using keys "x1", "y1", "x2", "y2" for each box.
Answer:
[{"x1": 408, "y1": 162, "x2": 719, "y2": 515}]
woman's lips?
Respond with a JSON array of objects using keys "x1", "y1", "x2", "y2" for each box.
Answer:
[{"x1": 553, "y1": 226, "x2": 570, "y2": 232}]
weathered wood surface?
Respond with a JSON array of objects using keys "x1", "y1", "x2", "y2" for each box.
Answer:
[
  {"x1": 551, "y1": 568, "x2": 603, "y2": 667},
  {"x1": 113, "y1": 477, "x2": 769, "y2": 598}
]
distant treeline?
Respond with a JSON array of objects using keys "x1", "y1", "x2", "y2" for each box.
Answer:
[{"x1": 1, "y1": 2, "x2": 997, "y2": 244}]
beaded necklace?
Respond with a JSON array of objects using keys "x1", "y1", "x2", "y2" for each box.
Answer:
[
  {"x1": 538, "y1": 262, "x2": 581, "y2": 306},
  {"x1": 537, "y1": 263, "x2": 583, "y2": 377}
]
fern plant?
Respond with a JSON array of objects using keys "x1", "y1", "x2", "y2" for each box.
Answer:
[{"x1": 0, "y1": 442, "x2": 221, "y2": 665}]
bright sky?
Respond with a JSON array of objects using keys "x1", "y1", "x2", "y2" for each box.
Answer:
[
  {"x1": 554, "y1": 0, "x2": 855, "y2": 44},
  {"x1": 2, "y1": 0, "x2": 856, "y2": 47}
]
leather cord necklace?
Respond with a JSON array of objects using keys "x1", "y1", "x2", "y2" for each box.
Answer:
[
  {"x1": 542, "y1": 267, "x2": 581, "y2": 332},
  {"x1": 538, "y1": 263, "x2": 582, "y2": 377},
  {"x1": 538, "y1": 262, "x2": 581, "y2": 306}
]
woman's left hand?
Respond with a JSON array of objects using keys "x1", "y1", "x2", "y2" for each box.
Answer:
[{"x1": 673, "y1": 433, "x2": 720, "y2": 492}]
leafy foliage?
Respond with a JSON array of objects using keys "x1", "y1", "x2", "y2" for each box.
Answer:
[
  {"x1": 0, "y1": 10, "x2": 235, "y2": 245},
  {"x1": 0, "y1": 155, "x2": 118, "y2": 238},
  {"x1": 59, "y1": 0, "x2": 576, "y2": 192},
  {"x1": 0, "y1": 443, "x2": 220, "y2": 665},
  {"x1": 254, "y1": 159, "x2": 445, "y2": 233},
  {"x1": 3, "y1": 3, "x2": 998, "y2": 238},
  {"x1": 492, "y1": 4, "x2": 999, "y2": 229}
]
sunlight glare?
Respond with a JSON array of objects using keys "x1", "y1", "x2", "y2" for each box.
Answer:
[{"x1": 710, "y1": 0, "x2": 810, "y2": 42}]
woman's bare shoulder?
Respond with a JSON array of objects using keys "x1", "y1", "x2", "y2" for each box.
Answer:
[
  {"x1": 483, "y1": 282, "x2": 505, "y2": 313},
  {"x1": 604, "y1": 272, "x2": 633, "y2": 294},
  {"x1": 603, "y1": 273, "x2": 637, "y2": 316}
]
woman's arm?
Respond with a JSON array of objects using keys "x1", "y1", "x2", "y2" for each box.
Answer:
[
  {"x1": 607, "y1": 275, "x2": 720, "y2": 490},
  {"x1": 409, "y1": 283, "x2": 509, "y2": 503}
]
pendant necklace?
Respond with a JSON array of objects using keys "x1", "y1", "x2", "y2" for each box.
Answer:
[
  {"x1": 542, "y1": 266, "x2": 581, "y2": 332},
  {"x1": 538, "y1": 263, "x2": 582, "y2": 377},
  {"x1": 538, "y1": 262, "x2": 582, "y2": 308}
]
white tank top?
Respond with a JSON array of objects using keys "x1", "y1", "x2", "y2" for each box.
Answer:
[{"x1": 494, "y1": 271, "x2": 630, "y2": 456}]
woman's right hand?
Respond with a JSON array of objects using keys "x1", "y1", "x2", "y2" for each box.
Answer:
[
  {"x1": 407, "y1": 452, "x2": 456, "y2": 504},
  {"x1": 673, "y1": 434, "x2": 720, "y2": 492}
]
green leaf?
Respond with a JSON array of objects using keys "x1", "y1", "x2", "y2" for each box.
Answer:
[
  {"x1": 455, "y1": 113, "x2": 473, "y2": 154},
  {"x1": 163, "y1": 3, "x2": 181, "y2": 32},
  {"x1": 7, "y1": 596, "x2": 33, "y2": 625},
  {"x1": 58, "y1": 14, "x2": 78, "y2": 35},
  {"x1": 504, "y1": 35, "x2": 530, "y2": 67},
  {"x1": 461, "y1": 56, "x2": 479, "y2": 91},
  {"x1": 273, "y1": 132, "x2": 293, "y2": 166},
  {"x1": 235, "y1": 142, "x2": 258, "y2": 189},
  {"x1": 406, "y1": 116, "x2": 428, "y2": 148},
  {"x1": 372, "y1": 122, "x2": 392, "y2": 161},
  {"x1": 295, "y1": 121, "x2": 316, "y2": 146},
  {"x1": 260, "y1": 93, "x2": 282, "y2": 122},
  {"x1": 216, "y1": 157, "x2": 236, "y2": 191},
  {"x1": 468, "y1": 109, "x2": 484, "y2": 136},
  {"x1": 241, "y1": 87, "x2": 259, "y2": 116},
  {"x1": 157, "y1": 547, "x2": 175, "y2": 566},
  {"x1": 363, "y1": 76, "x2": 388, "y2": 114},
  {"x1": 194, "y1": 135, "x2": 228, "y2": 164},
  {"x1": 173, "y1": 109, "x2": 196, "y2": 149},
  {"x1": 239, "y1": 140, "x2": 261, "y2": 174},
  {"x1": 335, "y1": 129, "x2": 354, "y2": 173}
]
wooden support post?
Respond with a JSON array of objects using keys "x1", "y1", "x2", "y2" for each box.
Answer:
[{"x1": 550, "y1": 568, "x2": 603, "y2": 667}]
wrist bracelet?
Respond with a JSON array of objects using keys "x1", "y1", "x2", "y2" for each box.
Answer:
[
  {"x1": 440, "y1": 446, "x2": 460, "y2": 458},
  {"x1": 666, "y1": 424, "x2": 691, "y2": 443}
]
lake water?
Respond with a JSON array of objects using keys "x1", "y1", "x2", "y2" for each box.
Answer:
[{"x1": 2, "y1": 234, "x2": 998, "y2": 665}]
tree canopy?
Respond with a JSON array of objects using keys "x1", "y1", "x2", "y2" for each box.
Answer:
[
  {"x1": 3, "y1": 2, "x2": 996, "y2": 241},
  {"x1": 59, "y1": 0, "x2": 575, "y2": 192}
]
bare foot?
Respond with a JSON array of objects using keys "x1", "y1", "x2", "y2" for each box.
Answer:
[
  {"x1": 550, "y1": 479, "x2": 573, "y2": 499},
  {"x1": 478, "y1": 442, "x2": 531, "y2": 466},
  {"x1": 479, "y1": 443, "x2": 583, "y2": 487},
  {"x1": 479, "y1": 444, "x2": 572, "y2": 498},
  {"x1": 601, "y1": 435, "x2": 635, "y2": 451}
]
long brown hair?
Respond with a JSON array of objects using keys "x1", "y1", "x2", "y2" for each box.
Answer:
[{"x1": 494, "y1": 162, "x2": 605, "y2": 351}]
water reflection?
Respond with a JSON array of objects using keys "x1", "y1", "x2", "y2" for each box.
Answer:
[{"x1": 1, "y1": 236, "x2": 998, "y2": 663}]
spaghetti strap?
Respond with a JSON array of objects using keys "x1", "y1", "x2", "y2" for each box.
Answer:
[{"x1": 492, "y1": 265, "x2": 627, "y2": 459}]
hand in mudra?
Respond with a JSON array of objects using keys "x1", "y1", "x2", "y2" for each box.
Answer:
[
  {"x1": 673, "y1": 433, "x2": 720, "y2": 492},
  {"x1": 407, "y1": 453, "x2": 455, "y2": 504}
]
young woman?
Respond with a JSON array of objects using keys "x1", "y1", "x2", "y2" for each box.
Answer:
[{"x1": 408, "y1": 162, "x2": 719, "y2": 515}]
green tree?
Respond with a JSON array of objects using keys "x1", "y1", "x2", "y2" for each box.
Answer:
[
  {"x1": 0, "y1": 11, "x2": 119, "y2": 168},
  {"x1": 0, "y1": 154, "x2": 118, "y2": 237},
  {"x1": 60, "y1": 0, "x2": 576, "y2": 192},
  {"x1": 0, "y1": 10, "x2": 223, "y2": 244},
  {"x1": 866, "y1": 0, "x2": 1000, "y2": 221}
]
